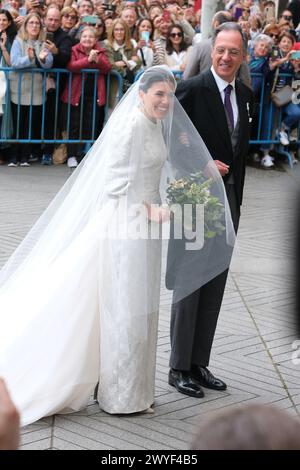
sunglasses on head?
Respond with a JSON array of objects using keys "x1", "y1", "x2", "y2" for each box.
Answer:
[{"x1": 170, "y1": 32, "x2": 183, "y2": 38}]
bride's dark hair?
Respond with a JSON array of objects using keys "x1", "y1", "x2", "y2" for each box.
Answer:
[{"x1": 139, "y1": 67, "x2": 177, "y2": 92}]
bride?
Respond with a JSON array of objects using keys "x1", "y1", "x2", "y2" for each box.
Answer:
[{"x1": 0, "y1": 66, "x2": 235, "y2": 425}]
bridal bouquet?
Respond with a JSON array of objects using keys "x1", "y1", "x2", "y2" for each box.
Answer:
[{"x1": 166, "y1": 172, "x2": 225, "y2": 239}]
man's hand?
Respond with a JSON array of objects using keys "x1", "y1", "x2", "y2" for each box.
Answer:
[
  {"x1": 27, "y1": 0, "x2": 40, "y2": 8},
  {"x1": 45, "y1": 40, "x2": 58, "y2": 55},
  {"x1": 0, "y1": 378, "x2": 20, "y2": 450},
  {"x1": 214, "y1": 160, "x2": 230, "y2": 176},
  {"x1": 14, "y1": 16, "x2": 25, "y2": 28}
]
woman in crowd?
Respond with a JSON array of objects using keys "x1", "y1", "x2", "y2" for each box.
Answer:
[
  {"x1": 8, "y1": 12, "x2": 53, "y2": 167},
  {"x1": 60, "y1": 5, "x2": 79, "y2": 44},
  {"x1": 164, "y1": 24, "x2": 192, "y2": 73},
  {"x1": 104, "y1": 18, "x2": 141, "y2": 94},
  {"x1": 263, "y1": 23, "x2": 280, "y2": 45},
  {"x1": 94, "y1": 17, "x2": 107, "y2": 44},
  {"x1": 0, "y1": 8, "x2": 17, "y2": 164},
  {"x1": 135, "y1": 17, "x2": 155, "y2": 70},
  {"x1": 61, "y1": 26, "x2": 111, "y2": 168},
  {"x1": 260, "y1": 32, "x2": 300, "y2": 167},
  {"x1": 0, "y1": 8, "x2": 16, "y2": 66},
  {"x1": 249, "y1": 33, "x2": 272, "y2": 164}
]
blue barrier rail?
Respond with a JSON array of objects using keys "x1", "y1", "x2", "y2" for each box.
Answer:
[
  {"x1": 0, "y1": 68, "x2": 299, "y2": 168},
  {"x1": 0, "y1": 67, "x2": 123, "y2": 144}
]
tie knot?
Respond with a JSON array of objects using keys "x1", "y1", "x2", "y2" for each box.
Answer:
[{"x1": 225, "y1": 84, "x2": 233, "y2": 95}]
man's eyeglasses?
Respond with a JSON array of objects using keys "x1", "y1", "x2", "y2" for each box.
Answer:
[
  {"x1": 269, "y1": 33, "x2": 279, "y2": 38},
  {"x1": 170, "y1": 32, "x2": 183, "y2": 38},
  {"x1": 282, "y1": 15, "x2": 293, "y2": 21},
  {"x1": 215, "y1": 47, "x2": 241, "y2": 57},
  {"x1": 63, "y1": 14, "x2": 77, "y2": 20}
]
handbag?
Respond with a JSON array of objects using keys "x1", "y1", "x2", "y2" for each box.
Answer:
[{"x1": 271, "y1": 67, "x2": 293, "y2": 107}]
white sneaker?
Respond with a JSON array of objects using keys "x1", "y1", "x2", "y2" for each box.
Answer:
[
  {"x1": 261, "y1": 155, "x2": 274, "y2": 168},
  {"x1": 67, "y1": 157, "x2": 78, "y2": 168},
  {"x1": 278, "y1": 130, "x2": 289, "y2": 146},
  {"x1": 7, "y1": 162, "x2": 19, "y2": 167},
  {"x1": 20, "y1": 162, "x2": 30, "y2": 167}
]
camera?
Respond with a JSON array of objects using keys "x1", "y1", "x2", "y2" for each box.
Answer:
[{"x1": 103, "y1": 4, "x2": 116, "y2": 12}]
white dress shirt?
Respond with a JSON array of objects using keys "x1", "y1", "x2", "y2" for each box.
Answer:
[{"x1": 210, "y1": 66, "x2": 238, "y2": 129}]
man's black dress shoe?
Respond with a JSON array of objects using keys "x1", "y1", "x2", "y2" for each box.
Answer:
[
  {"x1": 168, "y1": 369, "x2": 205, "y2": 398},
  {"x1": 190, "y1": 365, "x2": 227, "y2": 391}
]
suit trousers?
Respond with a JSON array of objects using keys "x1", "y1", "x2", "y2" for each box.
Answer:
[{"x1": 169, "y1": 183, "x2": 240, "y2": 370}]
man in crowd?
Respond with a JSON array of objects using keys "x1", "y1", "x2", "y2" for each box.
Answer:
[
  {"x1": 41, "y1": 4, "x2": 72, "y2": 165},
  {"x1": 184, "y1": 9, "x2": 251, "y2": 87}
]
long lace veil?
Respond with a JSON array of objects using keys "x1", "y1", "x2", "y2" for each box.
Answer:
[{"x1": 0, "y1": 66, "x2": 236, "y2": 309}]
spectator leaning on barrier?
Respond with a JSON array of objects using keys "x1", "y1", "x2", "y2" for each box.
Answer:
[
  {"x1": 259, "y1": 31, "x2": 300, "y2": 168},
  {"x1": 0, "y1": 8, "x2": 17, "y2": 164},
  {"x1": 61, "y1": 26, "x2": 111, "y2": 168},
  {"x1": 104, "y1": 18, "x2": 141, "y2": 95},
  {"x1": 41, "y1": 4, "x2": 72, "y2": 166},
  {"x1": 8, "y1": 12, "x2": 53, "y2": 167}
]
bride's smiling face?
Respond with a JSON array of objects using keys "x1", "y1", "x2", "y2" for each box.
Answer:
[{"x1": 139, "y1": 81, "x2": 175, "y2": 120}]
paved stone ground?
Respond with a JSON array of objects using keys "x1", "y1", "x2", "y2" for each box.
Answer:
[{"x1": 0, "y1": 159, "x2": 299, "y2": 450}]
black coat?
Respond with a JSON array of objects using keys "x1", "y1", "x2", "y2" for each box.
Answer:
[{"x1": 175, "y1": 69, "x2": 254, "y2": 206}]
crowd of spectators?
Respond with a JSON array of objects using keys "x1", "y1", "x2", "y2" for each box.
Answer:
[{"x1": 1, "y1": 0, "x2": 300, "y2": 168}]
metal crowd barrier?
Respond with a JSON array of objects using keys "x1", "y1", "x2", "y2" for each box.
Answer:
[
  {"x1": 0, "y1": 67, "x2": 123, "y2": 145},
  {"x1": 0, "y1": 68, "x2": 299, "y2": 168},
  {"x1": 249, "y1": 72, "x2": 298, "y2": 168}
]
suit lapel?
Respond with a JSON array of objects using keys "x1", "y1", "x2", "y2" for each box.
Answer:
[{"x1": 202, "y1": 71, "x2": 233, "y2": 157}]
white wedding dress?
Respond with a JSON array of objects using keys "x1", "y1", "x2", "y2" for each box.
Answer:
[{"x1": 0, "y1": 108, "x2": 167, "y2": 425}]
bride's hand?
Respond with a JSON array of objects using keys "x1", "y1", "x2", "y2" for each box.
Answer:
[{"x1": 144, "y1": 202, "x2": 170, "y2": 223}]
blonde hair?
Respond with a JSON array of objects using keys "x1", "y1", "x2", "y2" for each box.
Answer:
[
  {"x1": 18, "y1": 13, "x2": 45, "y2": 42},
  {"x1": 108, "y1": 18, "x2": 133, "y2": 50},
  {"x1": 61, "y1": 6, "x2": 78, "y2": 20}
]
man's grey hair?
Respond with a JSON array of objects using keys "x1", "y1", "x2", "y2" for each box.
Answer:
[
  {"x1": 212, "y1": 22, "x2": 248, "y2": 55},
  {"x1": 77, "y1": 0, "x2": 94, "y2": 7}
]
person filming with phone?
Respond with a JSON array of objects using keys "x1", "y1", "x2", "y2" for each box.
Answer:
[
  {"x1": 40, "y1": 4, "x2": 72, "y2": 166},
  {"x1": 135, "y1": 18, "x2": 155, "y2": 69}
]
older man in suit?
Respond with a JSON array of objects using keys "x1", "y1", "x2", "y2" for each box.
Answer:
[{"x1": 168, "y1": 22, "x2": 254, "y2": 398}]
